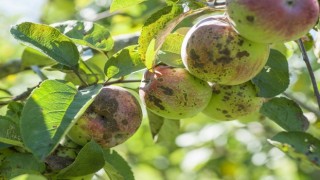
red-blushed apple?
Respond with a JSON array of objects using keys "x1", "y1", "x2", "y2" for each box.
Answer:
[
  {"x1": 181, "y1": 16, "x2": 269, "y2": 85},
  {"x1": 202, "y1": 81, "x2": 264, "y2": 120},
  {"x1": 226, "y1": 0, "x2": 319, "y2": 43},
  {"x1": 139, "y1": 65, "x2": 212, "y2": 119},
  {"x1": 67, "y1": 85, "x2": 142, "y2": 149}
]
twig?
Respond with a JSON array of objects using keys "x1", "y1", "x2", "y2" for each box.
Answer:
[
  {"x1": 0, "y1": 84, "x2": 40, "y2": 106},
  {"x1": 283, "y1": 92, "x2": 320, "y2": 117},
  {"x1": 0, "y1": 88, "x2": 12, "y2": 95},
  {"x1": 297, "y1": 39, "x2": 320, "y2": 110},
  {"x1": 103, "y1": 79, "x2": 143, "y2": 86},
  {"x1": 73, "y1": 68, "x2": 89, "y2": 86},
  {"x1": 31, "y1": 65, "x2": 48, "y2": 81},
  {"x1": 81, "y1": 61, "x2": 99, "y2": 83}
]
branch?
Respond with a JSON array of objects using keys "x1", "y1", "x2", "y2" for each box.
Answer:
[
  {"x1": 0, "y1": 60, "x2": 29, "y2": 79},
  {"x1": 283, "y1": 92, "x2": 320, "y2": 118},
  {"x1": 103, "y1": 79, "x2": 143, "y2": 86},
  {"x1": 297, "y1": 39, "x2": 320, "y2": 110},
  {"x1": 0, "y1": 84, "x2": 40, "y2": 106}
]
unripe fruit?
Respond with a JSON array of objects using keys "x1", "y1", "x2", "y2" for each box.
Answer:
[
  {"x1": 67, "y1": 85, "x2": 142, "y2": 149},
  {"x1": 181, "y1": 17, "x2": 269, "y2": 85},
  {"x1": 139, "y1": 65, "x2": 212, "y2": 119},
  {"x1": 202, "y1": 81, "x2": 263, "y2": 120},
  {"x1": 226, "y1": 0, "x2": 319, "y2": 43}
]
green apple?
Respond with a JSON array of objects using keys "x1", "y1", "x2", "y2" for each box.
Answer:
[
  {"x1": 226, "y1": 0, "x2": 319, "y2": 43},
  {"x1": 181, "y1": 16, "x2": 269, "y2": 85},
  {"x1": 203, "y1": 81, "x2": 264, "y2": 120},
  {"x1": 67, "y1": 85, "x2": 142, "y2": 149},
  {"x1": 139, "y1": 65, "x2": 212, "y2": 119}
]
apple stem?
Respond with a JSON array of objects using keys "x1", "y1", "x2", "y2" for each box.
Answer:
[{"x1": 297, "y1": 39, "x2": 320, "y2": 110}]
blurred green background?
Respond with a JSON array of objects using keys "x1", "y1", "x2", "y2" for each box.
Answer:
[{"x1": 1, "y1": 0, "x2": 320, "y2": 179}]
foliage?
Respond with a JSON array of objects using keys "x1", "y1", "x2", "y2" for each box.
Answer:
[{"x1": 0, "y1": 0, "x2": 320, "y2": 179}]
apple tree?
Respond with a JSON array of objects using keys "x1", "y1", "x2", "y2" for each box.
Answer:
[{"x1": 0, "y1": 0, "x2": 320, "y2": 179}]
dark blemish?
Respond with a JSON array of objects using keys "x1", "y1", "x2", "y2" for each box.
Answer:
[
  {"x1": 219, "y1": 48, "x2": 231, "y2": 56},
  {"x1": 238, "y1": 39, "x2": 244, "y2": 46},
  {"x1": 236, "y1": 104, "x2": 245, "y2": 111},
  {"x1": 158, "y1": 78, "x2": 164, "y2": 82},
  {"x1": 222, "y1": 110, "x2": 228, "y2": 114},
  {"x1": 159, "y1": 86, "x2": 174, "y2": 96},
  {"x1": 148, "y1": 95, "x2": 165, "y2": 110},
  {"x1": 236, "y1": 51, "x2": 250, "y2": 59},
  {"x1": 226, "y1": 34, "x2": 235, "y2": 43},
  {"x1": 286, "y1": 0, "x2": 294, "y2": 6},
  {"x1": 216, "y1": 56, "x2": 233, "y2": 64},
  {"x1": 223, "y1": 96, "x2": 230, "y2": 101},
  {"x1": 225, "y1": 114, "x2": 232, "y2": 118},
  {"x1": 122, "y1": 120, "x2": 128, "y2": 125},
  {"x1": 246, "y1": 16, "x2": 255, "y2": 23},
  {"x1": 212, "y1": 89, "x2": 221, "y2": 94},
  {"x1": 207, "y1": 50, "x2": 214, "y2": 62},
  {"x1": 190, "y1": 49, "x2": 200, "y2": 60}
]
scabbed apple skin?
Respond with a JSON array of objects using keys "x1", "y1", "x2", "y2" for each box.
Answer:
[
  {"x1": 202, "y1": 81, "x2": 263, "y2": 120},
  {"x1": 181, "y1": 17, "x2": 269, "y2": 85},
  {"x1": 139, "y1": 65, "x2": 212, "y2": 119},
  {"x1": 226, "y1": 0, "x2": 319, "y2": 43},
  {"x1": 67, "y1": 85, "x2": 142, "y2": 149}
]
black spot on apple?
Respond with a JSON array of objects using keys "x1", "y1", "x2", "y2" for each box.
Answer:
[
  {"x1": 148, "y1": 95, "x2": 165, "y2": 110},
  {"x1": 246, "y1": 16, "x2": 255, "y2": 23}
]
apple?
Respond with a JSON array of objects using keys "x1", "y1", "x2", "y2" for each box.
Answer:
[
  {"x1": 67, "y1": 85, "x2": 142, "y2": 149},
  {"x1": 202, "y1": 81, "x2": 264, "y2": 120},
  {"x1": 226, "y1": 0, "x2": 319, "y2": 43},
  {"x1": 139, "y1": 65, "x2": 212, "y2": 119},
  {"x1": 181, "y1": 16, "x2": 269, "y2": 85}
]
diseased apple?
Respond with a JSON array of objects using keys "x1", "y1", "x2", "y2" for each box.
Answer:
[
  {"x1": 139, "y1": 65, "x2": 212, "y2": 119},
  {"x1": 226, "y1": 0, "x2": 319, "y2": 43},
  {"x1": 181, "y1": 16, "x2": 269, "y2": 85},
  {"x1": 67, "y1": 85, "x2": 142, "y2": 149},
  {"x1": 202, "y1": 81, "x2": 264, "y2": 120}
]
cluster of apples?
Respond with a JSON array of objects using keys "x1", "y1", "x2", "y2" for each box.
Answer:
[
  {"x1": 139, "y1": 0, "x2": 319, "y2": 120},
  {"x1": 66, "y1": 0, "x2": 319, "y2": 150}
]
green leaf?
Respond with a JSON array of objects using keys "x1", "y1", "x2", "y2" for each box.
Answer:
[
  {"x1": 110, "y1": 0, "x2": 145, "y2": 12},
  {"x1": 252, "y1": 49, "x2": 289, "y2": 98},
  {"x1": 158, "y1": 32, "x2": 185, "y2": 67},
  {"x1": 161, "y1": 33, "x2": 184, "y2": 54},
  {"x1": 145, "y1": 39, "x2": 157, "y2": 70},
  {"x1": 0, "y1": 102, "x2": 24, "y2": 146},
  {"x1": 10, "y1": 22, "x2": 79, "y2": 67},
  {"x1": 260, "y1": 97, "x2": 309, "y2": 132},
  {"x1": 11, "y1": 174, "x2": 47, "y2": 180},
  {"x1": 147, "y1": 110, "x2": 165, "y2": 139},
  {"x1": 58, "y1": 141, "x2": 105, "y2": 178},
  {"x1": 21, "y1": 47, "x2": 56, "y2": 68},
  {"x1": 53, "y1": 20, "x2": 114, "y2": 52},
  {"x1": 147, "y1": 110, "x2": 180, "y2": 146},
  {"x1": 103, "y1": 149, "x2": 134, "y2": 180},
  {"x1": 138, "y1": 5, "x2": 183, "y2": 68},
  {"x1": 20, "y1": 80, "x2": 102, "y2": 159},
  {"x1": 64, "y1": 60, "x2": 105, "y2": 86},
  {"x1": 0, "y1": 116, "x2": 23, "y2": 146},
  {"x1": 0, "y1": 153, "x2": 45, "y2": 179},
  {"x1": 269, "y1": 131, "x2": 320, "y2": 167},
  {"x1": 104, "y1": 45, "x2": 145, "y2": 79}
]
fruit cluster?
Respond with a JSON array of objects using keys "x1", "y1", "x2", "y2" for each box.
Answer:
[
  {"x1": 139, "y1": 0, "x2": 319, "y2": 120},
  {"x1": 67, "y1": 0, "x2": 319, "y2": 151}
]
